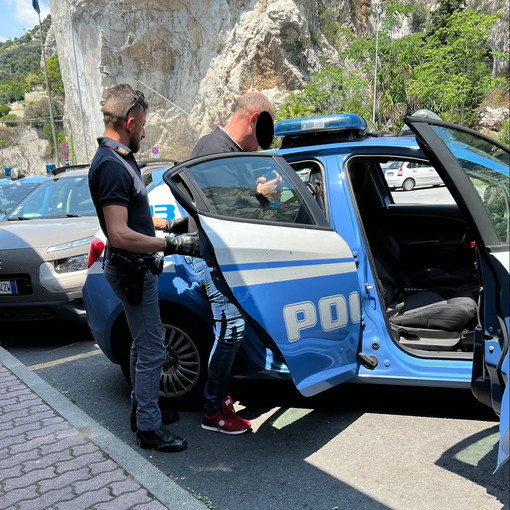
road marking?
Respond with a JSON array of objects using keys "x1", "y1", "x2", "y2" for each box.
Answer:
[{"x1": 29, "y1": 349, "x2": 103, "y2": 371}]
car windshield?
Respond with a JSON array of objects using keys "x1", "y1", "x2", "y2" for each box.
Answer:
[
  {"x1": 0, "y1": 182, "x2": 40, "y2": 214},
  {"x1": 6, "y1": 174, "x2": 95, "y2": 220},
  {"x1": 430, "y1": 125, "x2": 510, "y2": 243}
]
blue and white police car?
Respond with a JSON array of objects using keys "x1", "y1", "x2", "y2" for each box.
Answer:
[{"x1": 83, "y1": 114, "x2": 509, "y2": 471}]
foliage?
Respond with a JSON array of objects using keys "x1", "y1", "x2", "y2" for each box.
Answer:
[
  {"x1": 1, "y1": 113, "x2": 17, "y2": 127},
  {"x1": 495, "y1": 119, "x2": 510, "y2": 147},
  {"x1": 276, "y1": 100, "x2": 315, "y2": 122},
  {"x1": 0, "y1": 104, "x2": 10, "y2": 116},
  {"x1": 0, "y1": 16, "x2": 57, "y2": 103},
  {"x1": 427, "y1": 0, "x2": 466, "y2": 40},
  {"x1": 410, "y1": 10, "x2": 499, "y2": 127},
  {"x1": 290, "y1": 0, "x2": 507, "y2": 133},
  {"x1": 0, "y1": 81, "x2": 25, "y2": 103},
  {"x1": 46, "y1": 54, "x2": 64, "y2": 96},
  {"x1": 279, "y1": 66, "x2": 372, "y2": 120}
]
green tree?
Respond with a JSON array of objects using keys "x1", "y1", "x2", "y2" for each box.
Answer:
[
  {"x1": 496, "y1": 120, "x2": 510, "y2": 147},
  {"x1": 410, "y1": 10, "x2": 499, "y2": 126},
  {"x1": 427, "y1": 0, "x2": 466, "y2": 41},
  {"x1": 46, "y1": 54, "x2": 64, "y2": 97},
  {"x1": 276, "y1": 99, "x2": 315, "y2": 122}
]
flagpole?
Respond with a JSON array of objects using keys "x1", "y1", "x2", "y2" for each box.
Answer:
[{"x1": 35, "y1": 6, "x2": 59, "y2": 167}]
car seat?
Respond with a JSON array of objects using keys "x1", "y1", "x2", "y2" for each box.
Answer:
[{"x1": 374, "y1": 254, "x2": 478, "y2": 351}]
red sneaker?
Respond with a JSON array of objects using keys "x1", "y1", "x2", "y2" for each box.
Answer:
[{"x1": 201, "y1": 396, "x2": 251, "y2": 435}]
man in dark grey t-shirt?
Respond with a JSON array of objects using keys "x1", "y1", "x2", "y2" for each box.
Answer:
[{"x1": 191, "y1": 91, "x2": 276, "y2": 435}]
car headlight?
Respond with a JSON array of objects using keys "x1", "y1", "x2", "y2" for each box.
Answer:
[
  {"x1": 54, "y1": 255, "x2": 88, "y2": 273},
  {"x1": 46, "y1": 236, "x2": 94, "y2": 253}
]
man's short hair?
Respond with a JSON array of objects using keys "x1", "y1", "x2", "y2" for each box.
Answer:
[
  {"x1": 101, "y1": 84, "x2": 148, "y2": 128},
  {"x1": 234, "y1": 91, "x2": 272, "y2": 116}
]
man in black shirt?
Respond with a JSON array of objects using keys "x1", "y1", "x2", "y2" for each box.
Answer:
[
  {"x1": 191, "y1": 91, "x2": 275, "y2": 435},
  {"x1": 88, "y1": 84, "x2": 199, "y2": 452}
]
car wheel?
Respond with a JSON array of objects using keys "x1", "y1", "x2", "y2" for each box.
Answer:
[
  {"x1": 118, "y1": 308, "x2": 212, "y2": 408},
  {"x1": 159, "y1": 315, "x2": 210, "y2": 405},
  {"x1": 402, "y1": 178, "x2": 415, "y2": 191}
]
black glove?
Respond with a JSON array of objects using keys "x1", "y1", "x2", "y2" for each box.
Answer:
[
  {"x1": 164, "y1": 216, "x2": 189, "y2": 234},
  {"x1": 164, "y1": 232, "x2": 201, "y2": 257}
]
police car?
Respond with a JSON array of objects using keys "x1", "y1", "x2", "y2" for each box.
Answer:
[{"x1": 83, "y1": 114, "x2": 509, "y2": 471}]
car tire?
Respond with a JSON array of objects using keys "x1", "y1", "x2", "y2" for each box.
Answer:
[
  {"x1": 118, "y1": 307, "x2": 212, "y2": 409},
  {"x1": 402, "y1": 178, "x2": 415, "y2": 191}
]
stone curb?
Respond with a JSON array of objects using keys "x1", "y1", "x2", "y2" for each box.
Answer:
[{"x1": 0, "y1": 346, "x2": 207, "y2": 510}]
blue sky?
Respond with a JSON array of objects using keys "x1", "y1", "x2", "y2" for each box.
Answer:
[{"x1": 0, "y1": 0, "x2": 50, "y2": 42}]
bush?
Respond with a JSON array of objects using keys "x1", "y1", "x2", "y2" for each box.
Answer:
[{"x1": 0, "y1": 113, "x2": 17, "y2": 127}]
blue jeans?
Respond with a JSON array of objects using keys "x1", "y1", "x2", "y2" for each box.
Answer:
[
  {"x1": 193, "y1": 259, "x2": 245, "y2": 414},
  {"x1": 104, "y1": 258, "x2": 166, "y2": 432}
]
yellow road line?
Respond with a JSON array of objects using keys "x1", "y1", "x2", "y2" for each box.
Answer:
[{"x1": 29, "y1": 349, "x2": 103, "y2": 371}]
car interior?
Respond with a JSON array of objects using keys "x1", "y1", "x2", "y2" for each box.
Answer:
[{"x1": 291, "y1": 156, "x2": 481, "y2": 358}]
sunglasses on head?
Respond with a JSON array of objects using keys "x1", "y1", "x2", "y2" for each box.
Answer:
[{"x1": 124, "y1": 90, "x2": 145, "y2": 121}]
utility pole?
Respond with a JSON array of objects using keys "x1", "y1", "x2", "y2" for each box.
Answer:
[
  {"x1": 371, "y1": 0, "x2": 383, "y2": 127},
  {"x1": 33, "y1": 0, "x2": 59, "y2": 167}
]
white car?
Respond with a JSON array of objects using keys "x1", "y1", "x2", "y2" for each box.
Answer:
[{"x1": 385, "y1": 160, "x2": 444, "y2": 191}]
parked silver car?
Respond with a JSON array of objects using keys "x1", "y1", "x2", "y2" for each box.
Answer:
[
  {"x1": 0, "y1": 166, "x2": 98, "y2": 322},
  {"x1": 384, "y1": 159, "x2": 444, "y2": 191}
]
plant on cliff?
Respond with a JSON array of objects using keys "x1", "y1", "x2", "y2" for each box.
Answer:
[{"x1": 410, "y1": 9, "x2": 502, "y2": 127}]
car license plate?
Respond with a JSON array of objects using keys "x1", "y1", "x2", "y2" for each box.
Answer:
[
  {"x1": 386, "y1": 171, "x2": 393, "y2": 176},
  {"x1": 0, "y1": 280, "x2": 17, "y2": 295}
]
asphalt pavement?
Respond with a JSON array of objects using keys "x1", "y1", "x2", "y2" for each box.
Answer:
[{"x1": 0, "y1": 346, "x2": 207, "y2": 510}]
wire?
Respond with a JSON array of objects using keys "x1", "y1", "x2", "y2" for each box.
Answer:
[{"x1": 136, "y1": 79, "x2": 212, "y2": 132}]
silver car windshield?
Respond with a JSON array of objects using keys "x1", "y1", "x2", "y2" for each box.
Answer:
[{"x1": 6, "y1": 175, "x2": 95, "y2": 220}]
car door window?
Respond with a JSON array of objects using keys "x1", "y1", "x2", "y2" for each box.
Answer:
[
  {"x1": 427, "y1": 126, "x2": 509, "y2": 243},
  {"x1": 384, "y1": 158, "x2": 454, "y2": 205},
  {"x1": 185, "y1": 155, "x2": 317, "y2": 225}
]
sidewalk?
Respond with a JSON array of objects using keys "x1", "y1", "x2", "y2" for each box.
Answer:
[{"x1": 0, "y1": 347, "x2": 207, "y2": 510}]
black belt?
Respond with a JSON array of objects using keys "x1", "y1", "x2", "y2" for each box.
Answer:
[{"x1": 105, "y1": 240, "x2": 153, "y2": 261}]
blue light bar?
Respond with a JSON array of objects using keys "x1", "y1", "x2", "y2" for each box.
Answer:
[{"x1": 274, "y1": 114, "x2": 367, "y2": 138}]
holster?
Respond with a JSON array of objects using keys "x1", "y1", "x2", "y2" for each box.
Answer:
[{"x1": 109, "y1": 252, "x2": 147, "y2": 306}]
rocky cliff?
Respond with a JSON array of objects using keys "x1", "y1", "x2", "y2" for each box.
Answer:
[{"x1": 47, "y1": 0, "x2": 508, "y2": 164}]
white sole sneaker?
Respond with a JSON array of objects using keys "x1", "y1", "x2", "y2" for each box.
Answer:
[{"x1": 201, "y1": 423, "x2": 251, "y2": 435}]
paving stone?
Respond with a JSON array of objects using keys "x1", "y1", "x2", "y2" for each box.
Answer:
[
  {"x1": 0, "y1": 359, "x2": 200, "y2": 510},
  {"x1": 54, "y1": 451, "x2": 110, "y2": 475},
  {"x1": 54, "y1": 486, "x2": 114, "y2": 509},
  {"x1": 16, "y1": 486, "x2": 76, "y2": 510},
  {"x1": 0, "y1": 484, "x2": 39, "y2": 509},
  {"x1": 73, "y1": 469, "x2": 127, "y2": 495},
  {"x1": 93, "y1": 489, "x2": 154, "y2": 509},
  {"x1": 2, "y1": 465, "x2": 56, "y2": 491},
  {"x1": 37, "y1": 466, "x2": 91, "y2": 494}
]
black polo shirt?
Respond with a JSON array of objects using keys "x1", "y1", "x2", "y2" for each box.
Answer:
[
  {"x1": 88, "y1": 137, "x2": 155, "y2": 241},
  {"x1": 191, "y1": 127, "x2": 243, "y2": 158}
]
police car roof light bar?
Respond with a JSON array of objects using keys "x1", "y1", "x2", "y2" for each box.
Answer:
[{"x1": 274, "y1": 114, "x2": 367, "y2": 138}]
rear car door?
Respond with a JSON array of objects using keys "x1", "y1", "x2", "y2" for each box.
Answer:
[
  {"x1": 406, "y1": 117, "x2": 509, "y2": 471},
  {"x1": 164, "y1": 152, "x2": 362, "y2": 397}
]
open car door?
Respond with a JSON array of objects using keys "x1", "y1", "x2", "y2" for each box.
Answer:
[
  {"x1": 164, "y1": 152, "x2": 362, "y2": 397},
  {"x1": 405, "y1": 117, "x2": 509, "y2": 472}
]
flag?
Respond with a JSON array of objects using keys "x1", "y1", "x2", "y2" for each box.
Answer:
[{"x1": 32, "y1": 0, "x2": 40, "y2": 14}]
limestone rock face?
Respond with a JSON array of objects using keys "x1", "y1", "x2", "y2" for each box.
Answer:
[
  {"x1": 47, "y1": 0, "x2": 509, "y2": 164},
  {"x1": 479, "y1": 106, "x2": 510, "y2": 136},
  {"x1": 0, "y1": 128, "x2": 50, "y2": 175},
  {"x1": 49, "y1": 0, "x2": 343, "y2": 162}
]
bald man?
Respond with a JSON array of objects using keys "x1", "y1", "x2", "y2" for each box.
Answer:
[{"x1": 191, "y1": 91, "x2": 275, "y2": 435}]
